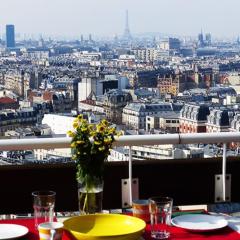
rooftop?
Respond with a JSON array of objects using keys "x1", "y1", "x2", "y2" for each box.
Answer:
[{"x1": 0, "y1": 97, "x2": 16, "y2": 104}]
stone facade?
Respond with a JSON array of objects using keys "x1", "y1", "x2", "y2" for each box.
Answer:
[
  {"x1": 179, "y1": 103, "x2": 210, "y2": 133},
  {"x1": 123, "y1": 102, "x2": 174, "y2": 130}
]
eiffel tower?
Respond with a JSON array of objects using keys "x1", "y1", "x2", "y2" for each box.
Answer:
[{"x1": 123, "y1": 10, "x2": 132, "y2": 40}]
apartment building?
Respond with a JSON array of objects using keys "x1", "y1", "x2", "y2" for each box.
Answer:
[
  {"x1": 122, "y1": 102, "x2": 174, "y2": 129},
  {"x1": 206, "y1": 108, "x2": 237, "y2": 133},
  {"x1": 146, "y1": 112, "x2": 180, "y2": 133},
  {"x1": 179, "y1": 103, "x2": 210, "y2": 133}
]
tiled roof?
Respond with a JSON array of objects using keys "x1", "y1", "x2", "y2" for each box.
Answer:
[
  {"x1": 0, "y1": 97, "x2": 16, "y2": 104},
  {"x1": 125, "y1": 102, "x2": 173, "y2": 112},
  {"x1": 180, "y1": 103, "x2": 210, "y2": 121}
]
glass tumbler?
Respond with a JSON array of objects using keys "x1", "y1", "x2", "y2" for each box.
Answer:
[
  {"x1": 32, "y1": 190, "x2": 56, "y2": 229},
  {"x1": 149, "y1": 196, "x2": 173, "y2": 239}
]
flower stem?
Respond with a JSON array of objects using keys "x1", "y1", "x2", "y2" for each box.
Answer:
[{"x1": 83, "y1": 191, "x2": 88, "y2": 213}]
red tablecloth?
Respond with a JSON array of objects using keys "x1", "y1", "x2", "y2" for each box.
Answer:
[
  {"x1": 143, "y1": 223, "x2": 240, "y2": 240},
  {"x1": 0, "y1": 218, "x2": 76, "y2": 240},
  {"x1": 1, "y1": 217, "x2": 240, "y2": 240}
]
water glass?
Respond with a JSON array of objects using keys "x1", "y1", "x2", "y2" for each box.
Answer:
[
  {"x1": 32, "y1": 190, "x2": 56, "y2": 229},
  {"x1": 149, "y1": 196, "x2": 173, "y2": 239}
]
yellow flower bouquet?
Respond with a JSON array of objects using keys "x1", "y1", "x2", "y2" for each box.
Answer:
[{"x1": 68, "y1": 115, "x2": 120, "y2": 214}]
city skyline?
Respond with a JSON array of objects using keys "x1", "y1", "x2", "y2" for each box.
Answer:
[{"x1": 0, "y1": 0, "x2": 240, "y2": 39}]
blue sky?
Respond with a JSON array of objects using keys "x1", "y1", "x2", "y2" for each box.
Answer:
[{"x1": 0, "y1": 0, "x2": 239, "y2": 39}]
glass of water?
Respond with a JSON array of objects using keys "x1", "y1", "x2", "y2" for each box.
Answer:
[
  {"x1": 149, "y1": 196, "x2": 173, "y2": 239},
  {"x1": 32, "y1": 190, "x2": 56, "y2": 229}
]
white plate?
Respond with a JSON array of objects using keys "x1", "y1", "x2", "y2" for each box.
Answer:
[
  {"x1": 0, "y1": 224, "x2": 29, "y2": 239},
  {"x1": 171, "y1": 214, "x2": 228, "y2": 232}
]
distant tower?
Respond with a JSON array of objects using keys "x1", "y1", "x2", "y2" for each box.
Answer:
[
  {"x1": 114, "y1": 34, "x2": 119, "y2": 42},
  {"x1": 153, "y1": 36, "x2": 157, "y2": 46},
  {"x1": 38, "y1": 35, "x2": 44, "y2": 47},
  {"x1": 89, "y1": 34, "x2": 92, "y2": 42},
  {"x1": 123, "y1": 10, "x2": 131, "y2": 40},
  {"x1": 6, "y1": 24, "x2": 15, "y2": 48},
  {"x1": 237, "y1": 36, "x2": 240, "y2": 45},
  {"x1": 205, "y1": 33, "x2": 211, "y2": 46},
  {"x1": 198, "y1": 29, "x2": 204, "y2": 47}
]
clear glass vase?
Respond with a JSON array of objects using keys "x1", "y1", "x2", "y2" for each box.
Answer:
[{"x1": 78, "y1": 177, "x2": 104, "y2": 214}]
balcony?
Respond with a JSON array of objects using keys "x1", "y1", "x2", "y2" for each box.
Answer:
[{"x1": 0, "y1": 132, "x2": 240, "y2": 214}]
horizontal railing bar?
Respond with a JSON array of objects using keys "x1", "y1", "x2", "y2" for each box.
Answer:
[
  {"x1": 0, "y1": 137, "x2": 71, "y2": 151},
  {"x1": 114, "y1": 132, "x2": 240, "y2": 147},
  {"x1": 0, "y1": 132, "x2": 239, "y2": 151}
]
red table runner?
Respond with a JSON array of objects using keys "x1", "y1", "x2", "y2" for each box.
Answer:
[{"x1": 0, "y1": 217, "x2": 240, "y2": 240}]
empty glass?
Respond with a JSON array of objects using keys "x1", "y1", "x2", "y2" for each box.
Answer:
[
  {"x1": 149, "y1": 196, "x2": 173, "y2": 239},
  {"x1": 32, "y1": 190, "x2": 56, "y2": 229}
]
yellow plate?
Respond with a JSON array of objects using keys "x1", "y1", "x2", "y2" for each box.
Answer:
[{"x1": 64, "y1": 214, "x2": 146, "y2": 240}]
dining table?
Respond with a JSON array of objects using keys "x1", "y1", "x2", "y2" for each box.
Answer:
[{"x1": 1, "y1": 210, "x2": 240, "y2": 240}]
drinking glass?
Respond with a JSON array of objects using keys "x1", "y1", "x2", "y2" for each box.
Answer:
[
  {"x1": 149, "y1": 196, "x2": 173, "y2": 239},
  {"x1": 132, "y1": 199, "x2": 150, "y2": 222},
  {"x1": 32, "y1": 190, "x2": 56, "y2": 229}
]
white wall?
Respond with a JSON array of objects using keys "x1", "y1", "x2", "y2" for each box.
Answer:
[
  {"x1": 78, "y1": 78, "x2": 103, "y2": 101},
  {"x1": 42, "y1": 114, "x2": 75, "y2": 134},
  {"x1": 78, "y1": 78, "x2": 93, "y2": 101},
  {"x1": 37, "y1": 114, "x2": 75, "y2": 160}
]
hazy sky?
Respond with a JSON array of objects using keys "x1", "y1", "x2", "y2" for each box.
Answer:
[{"x1": 0, "y1": 0, "x2": 239, "y2": 39}]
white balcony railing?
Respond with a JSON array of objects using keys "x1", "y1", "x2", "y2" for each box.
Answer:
[
  {"x1": 0, "y1": 132, "x2": 239, "y2": 150},
  {"x1": 0, "y1": 132, "x2": 239, "y2": 205}
]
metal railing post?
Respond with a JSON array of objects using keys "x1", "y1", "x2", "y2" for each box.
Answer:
[
  {"x1": 128, "y1": 146, "x2": 133, "y2": 206},
  {"x1": 222, "y1": 143, "x2": 227, "y2": 201}
]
